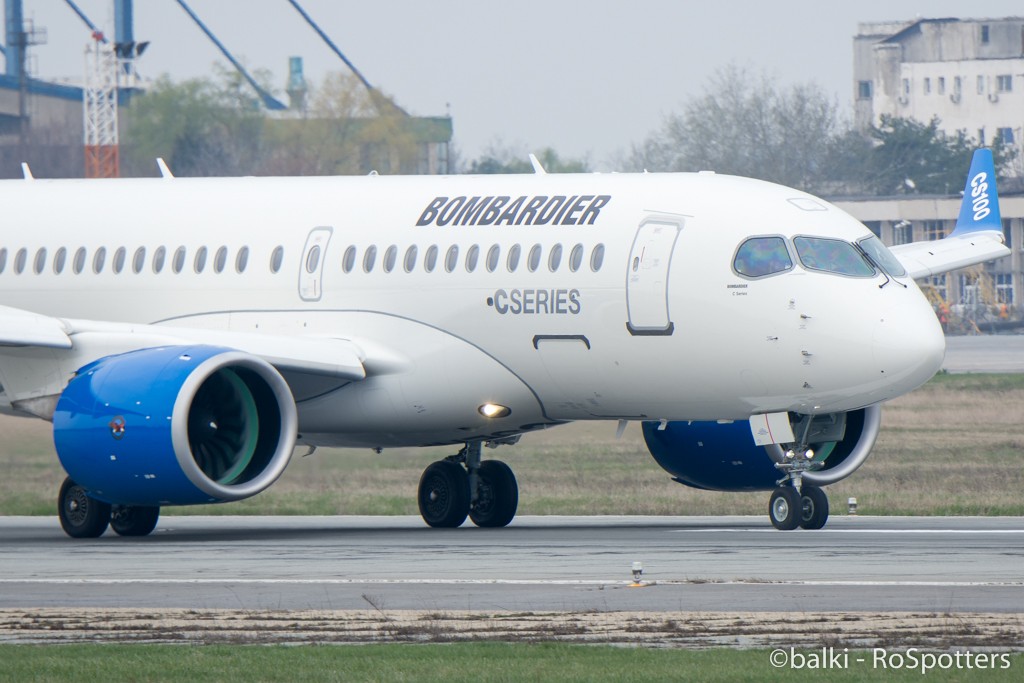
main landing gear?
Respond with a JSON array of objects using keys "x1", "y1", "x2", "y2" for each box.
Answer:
[
  {"x1": 57, "y1": 476, "x2": 161, "y2": 538},
  {"x1": 417, "y1": 442, "x2": 518, "y2": 528},
  {"x1": 768, "y1": 482, "x2": 829, "y2": 530}
]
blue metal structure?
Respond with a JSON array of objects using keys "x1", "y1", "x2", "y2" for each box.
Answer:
[
  {"x1": 5, "y1": 0, "x2": 22, "y2": 78},
  {"x1": 173, "y1": 0, "x2": 286, "y2": 111},
  {"x1": 285, "y1": 0, "x2": 406, "y2": 115}
]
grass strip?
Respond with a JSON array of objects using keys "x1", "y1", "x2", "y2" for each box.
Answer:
[{"x1": 0, "y1": 643, "x2": 1020, "y2": 683}]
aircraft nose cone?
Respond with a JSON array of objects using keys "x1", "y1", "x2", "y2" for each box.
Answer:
[{"x1": 872, "y1": 295, "x2": 945, "y2": 393}]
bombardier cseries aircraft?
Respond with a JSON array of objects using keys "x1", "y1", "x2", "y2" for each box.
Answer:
[{"x1": 0, "y1": 150, "x2": 1008, "y2": 538}]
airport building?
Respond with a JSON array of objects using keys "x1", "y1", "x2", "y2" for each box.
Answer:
[
  {"x1": 854, "y1": 17, "x2": 1024, "y2": 151},
  {"x1": 849, "y1": 17, "x2": 1024, "y2": 328}
]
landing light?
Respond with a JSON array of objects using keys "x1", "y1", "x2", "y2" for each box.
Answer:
[
  {"x1": 478, "y1": 403, "x2": 511, "y2": 419},
  {"x1": 804, "y1": 449, "x2": 815, "y2": 460}
]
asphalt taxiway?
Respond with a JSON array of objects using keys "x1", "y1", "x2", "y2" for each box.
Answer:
[{"x1": 1, "y1": 515, "x2": 1020, "y2": 614}]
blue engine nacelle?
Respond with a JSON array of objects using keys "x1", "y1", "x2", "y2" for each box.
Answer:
[
  {"x1": 54, "y1": 345, "x2": 298, "y2": 506},
  {"x1": 642, "y1": 406, "x2": 881, "y2": 491}
]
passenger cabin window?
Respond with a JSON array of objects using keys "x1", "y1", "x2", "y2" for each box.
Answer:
[
  {"x1": 548, "y1": 244, "x2": 563, "y2": 272},
  {"x1": 15, "y1": 248, "x2": 27, "y2": 274},
  {"x1": 236, "y1": 246, "x2": 249, "y2": 273},
  {"x1": 507, "y1": 244, "x2": 521, "y2": 272},
  {"x1": 733, "y1": 237, "x2": 793, "y2": 278},
  {"x1": 527, "y1": 244, "x2": 542, "y2": 272},
  {"x1": 342, "y1": 246, "x2": 356, "y2": 273},
  {"x1": 0, "y1": 248, "x2": 7, "y2": 273},
  {"x1": 93, "y1": 247, "x2": 107, "y2": 274},
  {"x1": 113, "y1": 247, "x2": 126, "y2": 274},
  {"x1": 403, "y1": 245, "x2": 417, "y2": 273},
  {"x1": 424, "y1": 245, "x2": 438, "y2": 272},
  {"x1": 569, "y1": 244, "x2": 584, "y2": 272},
  {"x1": 444, "y1": 245, "x2": 459, "y2": 273},
  {"x1": 53, "y1": 247, "x2": 67, "y2": 274},
  {"x1": 363, "y1": 245, "x2": 377, "y2": 273},
  {"x1": 383, "y1": 245, "x2": 397, "y2": 273},
  {"x1": 34, "y1": 248, "x2": 47, "y2": 274},
  {"x1": 153, "y1": 246, "x2": 167, "y2": 273},
  {"x1": 486, "y1": 244, "x2": 500, "y2": 272},
  {"x1": 794, "y1": 237, "x2": 874, "y2": 277},
  {"x1": 194, "y1": 246, "x2": 208, "y2": 273},
  {"x1": 214, "y1": 246, "x2": 228, "y2": 273},
  {"x1": 590, "y1": 244, "x2": 605, "y2": 272},
  {"x1": 133, "y1": 247, "x2": 147, "y2": 274},
  {"x1": 465, "y1": 244, "x2": 480, "y2": 272},
  {"x1": 73, "y1": 247, "x2": 86, "y2": 274},
  {"x1": 173, "y1": 247, "x2": 186, "y2": 274},
  {"x1": 270, "y1": 246, "x2": 284, "y2": 274},
  {"x1": 306, "y1": 245, "x2": 322, "y2": 273}
]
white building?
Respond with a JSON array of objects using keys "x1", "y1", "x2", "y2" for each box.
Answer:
[{"x1": 854, "y1": 17, "x2": 1024, "y2": 151}]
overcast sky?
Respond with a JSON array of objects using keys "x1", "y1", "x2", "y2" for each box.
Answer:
[{"x1": 19, "y1": 0, "x2": 1024, "y2": 169}]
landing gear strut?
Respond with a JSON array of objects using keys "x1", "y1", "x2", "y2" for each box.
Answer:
[{"x1": 417, "y1": 442, "x2": 518, "y2": 528}]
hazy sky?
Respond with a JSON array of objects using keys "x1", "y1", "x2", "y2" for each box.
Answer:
[{"x1": 19, "y1": 0, "x2": 1024, "y2": 169}]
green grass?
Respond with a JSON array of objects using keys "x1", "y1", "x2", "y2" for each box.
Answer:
[
  {"x1": 2, "y1": 373, "x2": 1023, "y2": 517},
  {"x1": 0, "y1": 644, "x2": 1019, "y2": 683}
]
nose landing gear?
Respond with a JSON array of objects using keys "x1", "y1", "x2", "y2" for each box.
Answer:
[{"x1": 417, "y1": 442, "x2": 519, "y2": 529}]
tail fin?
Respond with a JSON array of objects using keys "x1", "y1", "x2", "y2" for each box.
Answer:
[{"x1": 951, "y1": 148, "x2": 1002, "y2": 237}]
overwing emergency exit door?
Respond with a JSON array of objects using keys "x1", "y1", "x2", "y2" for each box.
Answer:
[
  {"x1": 299, "y1": 227, "x2": 333, "y2": 301},
  {"x1": 626, "y1": 217, "x2": 682, "y2": 335}
]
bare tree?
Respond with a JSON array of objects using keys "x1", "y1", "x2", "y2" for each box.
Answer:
[{"x1": 630, "y1": 65, "x2": 841, "y2": 192}]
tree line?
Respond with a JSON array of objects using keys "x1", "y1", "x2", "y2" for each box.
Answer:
[{"x1": 8, "y1": 64, "x2": 1016, "y2": 196}]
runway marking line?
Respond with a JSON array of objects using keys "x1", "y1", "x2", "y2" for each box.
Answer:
[{"x1": 1, "y1": 579, "x2": 1020, "y2": 587}]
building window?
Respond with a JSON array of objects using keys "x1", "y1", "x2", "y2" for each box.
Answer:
[
  {"x1": 924, "y1": 221, "x2": 946, "y2": 241},
  {"x1": 981, "y1": 24, "x2": 990, "y2": 44},
  {"x1": 938, "y1": 77, "x2": 946, "y2": 95},
  {"x1": 959, "y1": 274, "x2": 980, "y2": 306},
  {"x1": 997, "y1": 127, "x2": 1015, "y2": 144},
  {"x1": 996, "y1": 273, "x2": 1014, "y2": 304},
  {"x1": 923, "y1": 77, "x2": 931, "y2": 95},
  {"x1": 863, "y1": 221, "x2": 881, "y2": 238},
  {"x1": 997, "y1": 74, "x2": 1013, "y2": 92},
  {"x1": 954, "y1": 76, "x2": 962, "y2": 94},
  {"x1": 857, "y1": 80, "x2": 873, "y2": 99},
  {"x1": 929, "y1": 274, "x2": 947, "y2": 302},
  {"x1": 977, "y1": 75, "x2": 985, "y2": 95},
  {"x1": 1004, "y1": 219, "x2": 1013, "y2": 249},
  {"x1": 979, "y1": 128, "x2": 986, "y2": 145},
  {"x1": 892, "y1": 221, "x2": 913, "y2": 245},
  {"x1": 902, "y1": 78, "x2": 911, "y2": 96}
]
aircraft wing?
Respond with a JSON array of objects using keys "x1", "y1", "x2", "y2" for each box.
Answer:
[
  {"x1": 889, "y1": 149, "x2": 1010, "y2": 279},
  {"x1": 0, "y1": 310, "x2": 367, "y2": 417}
]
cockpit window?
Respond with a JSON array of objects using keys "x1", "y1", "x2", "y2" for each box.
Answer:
[
  {"x1": 733, "y1": 236, "x2": 793, "y2": 278},
  {"x1": 857, "y1": 235, "x2": 907, "y2": 278},
  {"x1": 794, "y1": 236, "x2": 875, "y2": 277}
]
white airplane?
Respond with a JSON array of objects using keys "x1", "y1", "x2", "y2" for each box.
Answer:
[{"x1": 0, "y1": 149, "x2": 1007, "y2": 538}]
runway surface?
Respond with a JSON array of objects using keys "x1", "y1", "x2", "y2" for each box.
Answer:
[
  {"x1": 1, "y1": 515, "x2": 1021, "y2": 614},
  {"x1": 943, "y1": 334, "x2": 1024, "y2": 373}
]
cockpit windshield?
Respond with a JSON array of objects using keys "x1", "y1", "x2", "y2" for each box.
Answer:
[
  {"x1": 857, "y1": 235, "x2": 907, "y2": 278},
  {"x1": 794, "y1": 236, "x2": 875, "y2": 277},
  {"x1": 733, "y1": 236, "x2": 793, "y2": 278}
]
